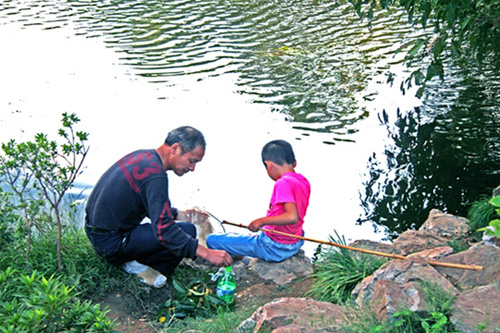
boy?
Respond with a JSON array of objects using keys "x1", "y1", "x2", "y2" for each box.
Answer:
[{"x1": 206, "y1": 140, "x2": 311, "y2": 262}]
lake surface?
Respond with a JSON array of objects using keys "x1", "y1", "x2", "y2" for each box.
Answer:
[{"x1": 1, "y1": 0, "x2": 499, "y2": 256}]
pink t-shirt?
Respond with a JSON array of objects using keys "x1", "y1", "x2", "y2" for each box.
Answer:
[{"x1": 263, "y1": 172, "x2": 311, "y2": 244}]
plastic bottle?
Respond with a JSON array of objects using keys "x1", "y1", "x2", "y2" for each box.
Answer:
[{"x1": 216, "y1": 265, "x2": 236, "y2": 304}]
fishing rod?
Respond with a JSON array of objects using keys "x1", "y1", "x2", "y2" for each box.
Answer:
[{"x1": 221, "y1": 220, "x2": 483, "y2": 271}]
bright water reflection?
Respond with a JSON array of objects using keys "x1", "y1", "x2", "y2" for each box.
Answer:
[{"x1": 1, "y1": 0, "x2": 499, "y2": 253}]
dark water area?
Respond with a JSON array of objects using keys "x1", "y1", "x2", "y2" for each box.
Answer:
[
  {"x1": 1, "y1": 0, "x2": 499, "y2": 244},
  {"x1": 359, "y1": 65, "x2": 500, "y2": 239}
]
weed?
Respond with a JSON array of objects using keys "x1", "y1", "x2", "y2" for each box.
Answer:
[
  {"x1": 306, "y1": 230, "x2": 387, "y2": 304},
  {"x1": 467, "y1": 195, "x2": 499, "y2": 241}
]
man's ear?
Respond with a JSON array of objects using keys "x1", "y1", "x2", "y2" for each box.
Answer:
[{"x1": 170, "y1": 143, "x2": 181, "y2": 154}]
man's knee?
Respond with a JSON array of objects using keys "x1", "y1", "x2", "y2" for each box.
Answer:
[{"x1": 178, "y1": 222, "x2": 196, "y2": 237}]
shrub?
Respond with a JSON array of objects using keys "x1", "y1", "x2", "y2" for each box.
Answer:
[
  {"x1": 0, "y1": 112, "x2": 89, "y2": 271},
  {"x1": 0, "y1": 269, "x2": 117, "y2": 332}
]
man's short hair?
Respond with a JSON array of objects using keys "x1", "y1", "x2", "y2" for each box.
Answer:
[
  {"x1": 261, "y1": 140, "x2": 296, "y2": 166},
  {"x1": 165, "y1": 126, "x2": 206, "y2": 153}
]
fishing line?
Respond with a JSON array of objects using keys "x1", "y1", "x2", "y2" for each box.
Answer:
[{"x1": 193, "y1": 206, "x2": 226, "y2": 233}]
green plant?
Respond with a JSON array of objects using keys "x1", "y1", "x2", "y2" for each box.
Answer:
[
  {"x1": 477, "y1": 196, "x2": 500, "y2": 238},
  {"x1": 306, "y1": 230, "x2": 387, "y2": 304},
  {"x1": 467, "y1": 195, "x2": 499, "y2": 240},
  {"x1": 0, "y1": 269, "x2": 117, "y2": 332},
  {"x1": 348, "y1": 0, "x2": 500, "y2": 97},
  {"x1": 0, "y1": 112, "x2": 89, "y2": 272},
  {"x1": 162, "y1": 306, "x2": 255, "y2": 332},
  {"x1": 0, "y1": 189, "x2": 20, "y2": 250},
  {"x1": 446, "y1": 238, "x2": 470, "y2": 253},
  {"x1": 0, "y1": 226, "x2": 127, "y2": 301},
  {"x1": 0, "y1": 140, "x2": 45, "y2": 268},
  {"x1": 157, "y1": 270, "x2": 226, "y2": 324}
]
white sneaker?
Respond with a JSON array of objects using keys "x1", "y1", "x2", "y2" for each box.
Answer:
[{"x1": 123, "y1": 261, "x2": 167, "y2": 288}]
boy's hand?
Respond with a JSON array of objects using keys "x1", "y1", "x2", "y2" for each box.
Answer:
[{"x1": 248, "y1": 219, "x2": 264, "y2": 232}]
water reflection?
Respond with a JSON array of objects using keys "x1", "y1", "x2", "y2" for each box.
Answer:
[
  {"x1": 61, "y1": 0, "x2": 416, "y2": 143},
  {"x1": 1, "y1": 0, "x2": 499, "y2": 243},
  {"x1": 359, "y1": 66, "x2": 500, "y2": 240}
]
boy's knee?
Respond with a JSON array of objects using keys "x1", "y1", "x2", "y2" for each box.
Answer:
[{"x1": 205, "y1": 234, "x2": 217, "y2": 249}]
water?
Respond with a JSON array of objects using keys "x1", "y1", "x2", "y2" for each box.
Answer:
[{"x1": 1, "y1": 0, "x2": 499, "y2": 256}]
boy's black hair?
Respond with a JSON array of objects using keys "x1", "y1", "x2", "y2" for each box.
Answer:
[
  {"x1": 261, "y1": 140, "x2": 296, "y2": 166},
  {"x1": 165, "y1": 126, "x2": 206, "y2": 153}
]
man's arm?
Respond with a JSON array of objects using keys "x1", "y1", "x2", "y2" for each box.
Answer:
[{"x1": 196, "y1": 244, "x2": 233, "y2": 266}]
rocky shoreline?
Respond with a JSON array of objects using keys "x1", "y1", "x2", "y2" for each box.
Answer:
[{"x1": 207, "y1": 209, "x2": 500, "y2": 332}]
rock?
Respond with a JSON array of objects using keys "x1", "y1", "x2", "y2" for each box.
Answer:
[
  {"x1": 238, "y1": 297, "x2": 347, "y2": 332},
  {"x1": 419, "y1": 209, "x2": 470, "y2": 239},
  {"x1": 369, "y1": 280, "x2": 429, "y2": 321},
  {"x1": 434, "y1": 242, "x2": 500, "y2": 290},
  {"x1": 353, "y1": 256, "x2": 459, "y2": 307},
  {"x1": 392, "y1": 230, "x2": 450, "y2": 255},
  {"x1": 482, "y1": 226, "x2": 500, "y2": 247},
  {"x1": 348, "y1": 239, "x2": 395, "y2": 254},
  {"x1": 407, "y1": 246, "x2": 454, "y2": 261},
  {"x1": 451, "y1": 282, "x2": 500, "y2": 332},
  {"x1": 493, "y1": 185, "x2": 500, "y2": 197},
  {"x1": 248, "y1": 250, "x2": 313, "y2": 286},
  {"x1": 184, "y1": 208, "x2": 500, "y2": 332}
]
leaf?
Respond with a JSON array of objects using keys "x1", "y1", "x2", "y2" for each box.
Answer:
[
  {"x1": 172, "y1": 279, "x2": 187, "y2": 294},
  {"x1": 490, "y1": 196, "x2": 500, "y2": 208},
  {"x1": 405, "y1": 39, "x2": 425, "y2": 60}
]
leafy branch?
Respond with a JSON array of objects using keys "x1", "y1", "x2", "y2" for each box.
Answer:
[
  {"x1": 0, "y1": 112, "x2": 89, "y2": 272},
  {"x1": 348, "y1": 0, "x2": 500, "y2": 96}
]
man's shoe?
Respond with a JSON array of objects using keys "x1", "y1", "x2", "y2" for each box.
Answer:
[{"x1": 123, "y1": 260, "x2": 167, "y2": 288}]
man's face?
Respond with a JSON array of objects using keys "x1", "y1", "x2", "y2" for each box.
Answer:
[{"x1": 172, "y1": 145, "x2": 205, "y2": 176}]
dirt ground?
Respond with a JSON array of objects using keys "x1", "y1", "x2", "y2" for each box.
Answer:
[{"x1": 99, "y1": 269, "x2": 314, "y2": 332}]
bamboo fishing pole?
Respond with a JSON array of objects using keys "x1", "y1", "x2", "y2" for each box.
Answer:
[{"x1": 221, "y1": 220, "x2": 483, "y2": 271}]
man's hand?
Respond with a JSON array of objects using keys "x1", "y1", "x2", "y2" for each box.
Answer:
[{"x1": 196, "y1": 245, "x2": 233, "y2": 266}]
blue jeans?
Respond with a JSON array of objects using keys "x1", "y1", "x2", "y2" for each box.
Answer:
[{"x1": 206, "y1": 231, "x2": 304, "y2": 262}]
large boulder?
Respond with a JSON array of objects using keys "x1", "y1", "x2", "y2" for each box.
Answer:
[
  {"x1": 369, "y1": 279, "x2": 429, "y2": 321},
  {"x1": 248, "y1": 250, "x2": 313, "y2": 286},
  {"x1": 451, "y1": 282, "x2": 500, "y2": 332},
  {"x1": 434, "y1": 242, "x2": 500, "y2": 289},
  {"x1": 353, "y1": 256, "x2": 459, "y2": 308},
  {"x1": 392, "y1": 230, "x2": 450, "y2": 255},
  {"x1": 237, "y1": 297, "x2": 347, "y2": 332},
  {"x1": 419, "y1": 209, "x2": 470, "y2": 239}
]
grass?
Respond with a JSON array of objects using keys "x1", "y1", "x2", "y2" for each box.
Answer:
[
  {"x1": 337, "y1": 281, "x2": 457, "y2": 333},
  {"x1": 0, "y1": 226, "x2": 260, "y2": 332},
  {"x1": 306, "y1": 231, "x2": 387, "y2": 304},
  {"x1": 0, "y1": 219, "x2": 476, "y2": 332},
  {"x1": 467, "y1": 194, "x2": 499, "y2": 241}
]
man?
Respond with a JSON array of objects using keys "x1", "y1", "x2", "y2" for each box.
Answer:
[{"x1": 85, "y1": 126, "x2": 232, "y2": 288}]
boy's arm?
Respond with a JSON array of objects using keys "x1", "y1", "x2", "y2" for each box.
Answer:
[{"x1": 248, "y1": 202, "x2": 298, "y2": 232}]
